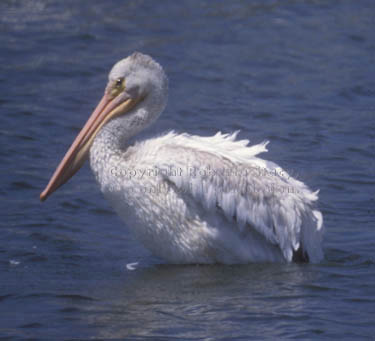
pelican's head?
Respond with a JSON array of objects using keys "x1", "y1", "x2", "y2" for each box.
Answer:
[{"x1": 40, "y1": 52, "x2": 168, "y2": 201}]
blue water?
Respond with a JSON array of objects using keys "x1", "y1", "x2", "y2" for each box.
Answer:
[{"x1": 1, "y1": 0, "x2": 374, "y2": 339}]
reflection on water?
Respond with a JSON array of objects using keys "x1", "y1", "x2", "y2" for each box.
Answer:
[{"x1": 85, "y1": 264, "x2": 319, "y2": 339}]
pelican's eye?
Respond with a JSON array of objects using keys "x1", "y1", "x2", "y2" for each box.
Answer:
[
  {"x1": 109, "y1": 77, "x2": 125, "y2": 98},
  {"x1": 115, "y1": 77, "x2": 125, "y2": 89}
]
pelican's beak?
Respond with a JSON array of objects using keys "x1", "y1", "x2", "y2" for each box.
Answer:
[{"x1": 40, "y1": 90, "x2": 140, "y2": 202}]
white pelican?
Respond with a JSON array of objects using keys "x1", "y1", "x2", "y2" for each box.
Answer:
[{"x1": 40, "y1": 52, "x2": 324, "y2": 264}]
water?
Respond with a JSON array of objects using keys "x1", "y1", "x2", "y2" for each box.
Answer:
[{"x1": 1, "y1": 0, "x2": 374, "y2": 339}]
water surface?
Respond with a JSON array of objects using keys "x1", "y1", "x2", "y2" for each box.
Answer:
[{"x1": 1, "y1": 0, "x2": 374, "y2": 339}]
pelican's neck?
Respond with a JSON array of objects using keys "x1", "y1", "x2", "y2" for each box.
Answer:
[
  {"x1": 89, "y1": 94, "x2": 166, "y2": 182},
  {"x1": 94, "y1": 113, "x2": 142, "y2": 151},
  {"x1": 89, "y1": 109, "x2": 149, "y2": 172}
]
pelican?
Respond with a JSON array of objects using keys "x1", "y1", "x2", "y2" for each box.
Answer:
[{"x1": 40, "y1": 52, "x2": 324, "y2": 264}]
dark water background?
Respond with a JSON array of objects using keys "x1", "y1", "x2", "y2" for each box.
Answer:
[{"x1": 1, "y1": 0, "x2": 374, "y2": 339}]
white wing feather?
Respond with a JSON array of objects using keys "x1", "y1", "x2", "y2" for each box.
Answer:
[{"x1": 138, "y1": 131, "x2": 323, "y2": 263}]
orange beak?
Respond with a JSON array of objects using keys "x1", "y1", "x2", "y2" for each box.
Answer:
[{"x1": 40, "y1": 90, "x2": 140, "y2": 202}]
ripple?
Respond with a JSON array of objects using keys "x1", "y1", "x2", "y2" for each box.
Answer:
[
  {"x1": 11, "y1": 181, "x2": 36, "y2": 190},
  {"x1": 89, "y1": 207, "x2": 115, "y2": 216},
  {"x1": 59, "y1": 307, "x2": 81, "y2": 313},
  {"x1": 0, "y1": 294, "x2": 15, "y2": 302},
  {"x1": 19, "y1": 322, "x2": 43, "y2": 329},
  {"x1": 29, "y1": 255, "x2": 48, "y2": 263},
  {"x1": 56, "y1": 294, "x2": 97, "y2": 302}
]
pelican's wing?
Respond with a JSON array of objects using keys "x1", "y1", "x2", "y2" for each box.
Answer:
[{"x1": 151, "y1": 131, "x2": 323, "y2": 262}]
